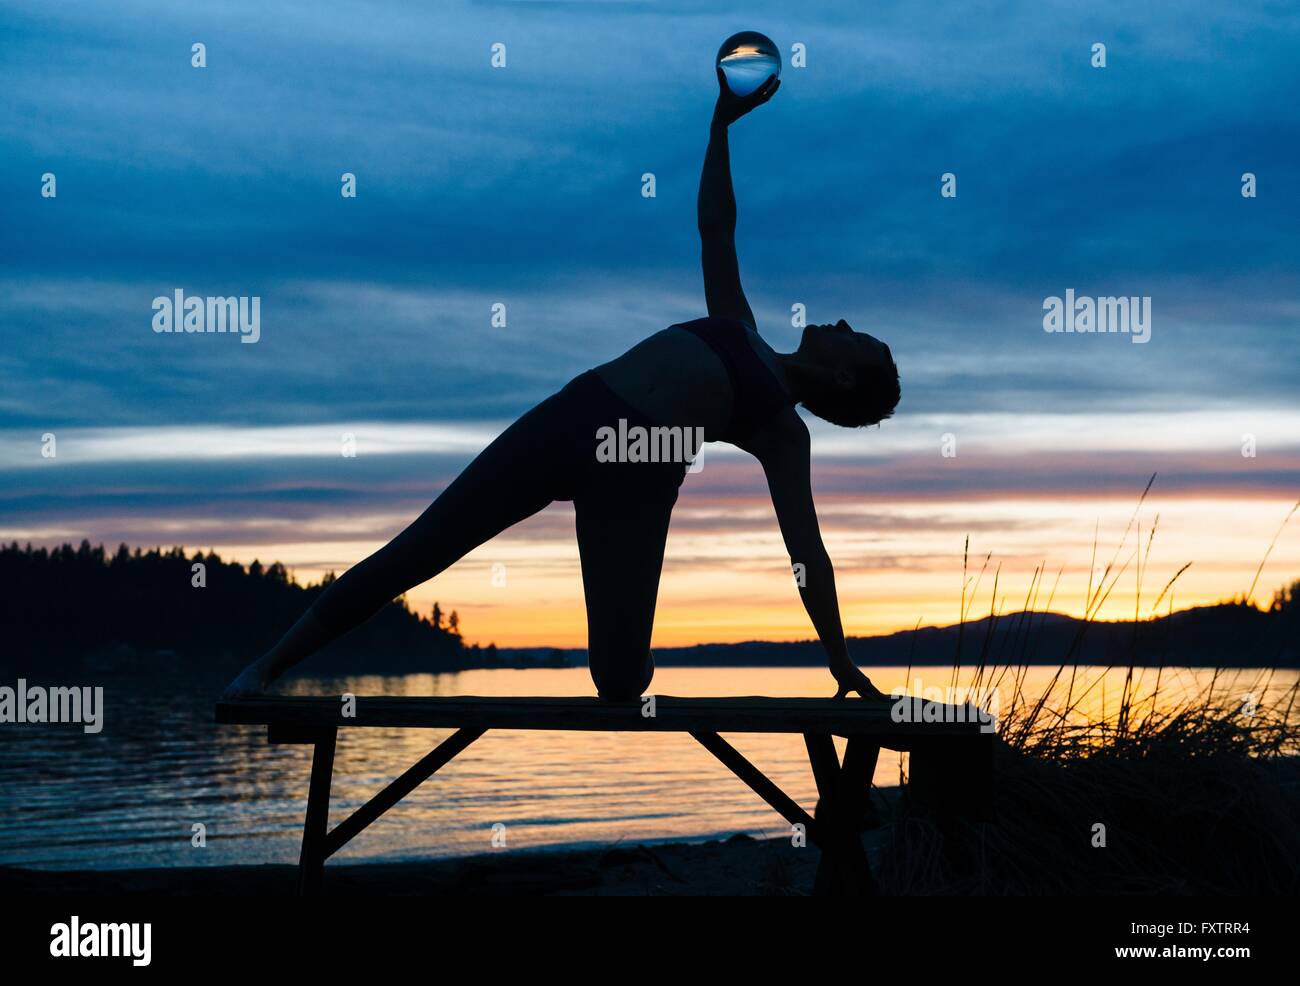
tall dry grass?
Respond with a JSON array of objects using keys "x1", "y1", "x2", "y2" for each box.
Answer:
[{"x1": 877, "y1": 479, "x2": 1300, "y2": 894}]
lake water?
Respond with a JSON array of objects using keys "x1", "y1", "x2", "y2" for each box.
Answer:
[{"x1": 0, "y1": 664, "x2": 1293, "y2": 870}]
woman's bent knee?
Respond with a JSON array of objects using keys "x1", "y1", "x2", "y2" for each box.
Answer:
[{"x1": 590, "y1": 647, "x2": 654, "y2": 702}]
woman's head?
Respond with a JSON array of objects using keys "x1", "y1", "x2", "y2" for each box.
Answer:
[{"x1": 788, "y1": 320, "x2": 900, "y2": 427}]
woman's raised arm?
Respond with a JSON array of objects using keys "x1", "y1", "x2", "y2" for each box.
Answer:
[{"x1": 697, "y1": 69, "x2": 778, "y2": 330}]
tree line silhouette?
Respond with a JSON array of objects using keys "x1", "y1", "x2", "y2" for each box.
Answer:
[{"x1": 0, "y1": 541, "x2": 502, "y2": 673}]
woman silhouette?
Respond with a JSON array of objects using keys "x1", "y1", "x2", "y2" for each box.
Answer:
[{"x1": 224, "y1": 70, "x2": 899, "y2": 702}]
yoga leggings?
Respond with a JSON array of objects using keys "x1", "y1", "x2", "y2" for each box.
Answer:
[{"x1": 307, "y1": 371, "x2": 689, "y2": 700}]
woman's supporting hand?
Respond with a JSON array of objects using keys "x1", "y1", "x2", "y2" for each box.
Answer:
[
  {"x1": 713, "y1": 68, "x2": 780, "y2": 129},
  {"x1": 832, "y1": 662, "x2": 892, "y2": 702}
]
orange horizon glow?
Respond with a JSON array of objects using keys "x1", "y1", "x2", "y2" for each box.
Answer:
[{"x1": 193, "y1": 491, "x2": 1299, "y2": 650}]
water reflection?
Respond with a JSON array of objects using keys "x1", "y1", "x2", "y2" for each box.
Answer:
[{"x1": 0, "y1": 665, "x2": 1293, "y2": 869}]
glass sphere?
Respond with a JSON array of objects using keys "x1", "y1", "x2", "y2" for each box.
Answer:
[{"x1": 716, "y1": 31, "x2": 781, "y2": 98}]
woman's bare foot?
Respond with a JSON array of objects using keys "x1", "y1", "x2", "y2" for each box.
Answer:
[{"x1": 221, "y1": 662, "x2": 271, "y2": 700}]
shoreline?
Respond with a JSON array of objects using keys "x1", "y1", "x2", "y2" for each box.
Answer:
[{"x1": 0, "y1": 833, "x2": 870, "y2": 896}]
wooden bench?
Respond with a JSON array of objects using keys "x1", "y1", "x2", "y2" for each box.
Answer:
[{"x1": 214, "y1": 694, "x2": 993, "y2": 895}]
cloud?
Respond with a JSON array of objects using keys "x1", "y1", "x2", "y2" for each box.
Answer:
[{"x1": 3, "y1": 1, "x2": 1297, "y2": 634}]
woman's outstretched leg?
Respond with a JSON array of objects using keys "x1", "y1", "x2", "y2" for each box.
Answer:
[{"x1": 222, "y1": 396, "x2": 570, "y2": 697}]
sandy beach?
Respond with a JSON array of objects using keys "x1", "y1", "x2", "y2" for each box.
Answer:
[{"x1": 0, "y1": 833, "x2": 869, "y2": 896}]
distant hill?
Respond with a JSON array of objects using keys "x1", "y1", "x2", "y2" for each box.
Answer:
[
  {"x1": 499, "y1": 587, "x2": 1300, "y2": 670},
  {"x1": 3, "y1": 541, "x2": 1296, "y2": 674}
]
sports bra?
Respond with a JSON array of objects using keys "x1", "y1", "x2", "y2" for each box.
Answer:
[{"x1": 673, "y1": 317, "x2": 793, "y2": 443}]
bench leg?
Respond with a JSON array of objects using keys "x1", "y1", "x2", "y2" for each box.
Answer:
[
  {"x1": 805, "y1": 733, "x2": 879, "y2": 896},
  {"x1": 908, "y1": 734, "x2": 993, "y2": 818},
  {"x1": 905, "y1": 734, "x2": 995, "y2": 880},
  {"x1": 297, "y1": 729, "x2": 337, "y2": 896},
  {"x1": 690, "y1": 730, "x2": 819, "y2": 834}
]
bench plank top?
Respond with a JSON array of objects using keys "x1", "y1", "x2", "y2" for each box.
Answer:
[{"x1": 215, "y1": 694, "x2": 989, "y2": 742}]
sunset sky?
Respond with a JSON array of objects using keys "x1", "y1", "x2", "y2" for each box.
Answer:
[{"x1": 3, "y1": 1, "x2": 1297, "y2": 649}]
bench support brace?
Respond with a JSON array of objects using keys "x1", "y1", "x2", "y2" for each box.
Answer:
[
  {"x1": 691, "y1": 730, "x2": 880, "y2": 896},
  {"x1": 690, "y1": 730, "x2": 820, "y2": 835},
  {"x1": 286, "y1": 726, "x2": 486, "y2": 895}
]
